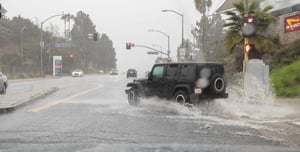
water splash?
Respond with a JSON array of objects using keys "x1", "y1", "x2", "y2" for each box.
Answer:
[{"x1": 214, "y1": 73, "x2": 296, "y2": 120}]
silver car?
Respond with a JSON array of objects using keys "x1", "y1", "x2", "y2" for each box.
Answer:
[
  {"x1": 72, "y1": 69, "x2": 84, "y2": 77},
  {"x1": 0, "y1": 72, "x2": 8, "y2": 94}
]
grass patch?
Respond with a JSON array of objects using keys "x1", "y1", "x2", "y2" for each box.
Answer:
[{"x1": 270, "y1": 60, "x2": 300, "y2": 97}]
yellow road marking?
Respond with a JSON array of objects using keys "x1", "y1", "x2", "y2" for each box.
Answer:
[{"x1": 27, "y1": 86, "x2": 102, "y2": 113}]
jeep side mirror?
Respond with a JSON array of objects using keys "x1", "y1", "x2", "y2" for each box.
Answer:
[{"x1": 148, "y1": 72, "x2": 153, "y2": 80}]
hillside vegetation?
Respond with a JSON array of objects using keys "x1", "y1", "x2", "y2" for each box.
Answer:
[{"x1": 270, "y1": 59, "x2": 300, "y2": 97}]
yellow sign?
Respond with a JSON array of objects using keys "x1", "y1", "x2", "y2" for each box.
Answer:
[{"x1": 285, "y1": 15, "x2": 300, "y2": 33}]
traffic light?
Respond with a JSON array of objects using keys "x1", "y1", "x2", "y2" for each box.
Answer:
[
  {"x1": 69, "y1": 54, "x2": 74, "y2": 63},
  {"x1": 245, "y1": 43, "x2": 255, "y2": 54},
  {"x1": 126, "y1": 43, "x2": 132, "y2": 50},
  {"x1": 93, "y1": 32, "x2": 98, "y2": 41},
  {"x1": 242, "y1": 15, "x2": 256, "y2": 37},
  {"x1": 167, "y1": 57, "x2": 172, "y2": 62},
  {"x1": 246, "y1": 15, "x2": 254, "y2": 24}
]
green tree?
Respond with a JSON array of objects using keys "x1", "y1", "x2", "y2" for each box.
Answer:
[
  {"x1": 223, "y1": 0, "x2": 278, "y2": 54},
  {"x1": 194, "y1": 0, "x2": 212, "y2": 14},
  {"x1": 96, "y1": 34, "x2": 117, "y2": 72},
  {"x1": 192, "y1": 13, "x2": 226, "y2": 61},
  {"x1": 0, "y1": 15, "x2": 43, "y2": 76},
  {"x1": 70, "y1": 11, "x2": 116, "y2": 72},
  {"x1": 193, "y1": 0, "x2": 227, "y2": 62},
  {"x1": 71, "y1": 11, "x2": 97, "y2": 67}
]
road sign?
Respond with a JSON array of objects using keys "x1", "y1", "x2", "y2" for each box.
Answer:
[
  {"x1": 53, "y1": 56, "x2": 62, "y2": 76},
  {"x1": 285, "y1": 14, "x2": 300, "y2": 33},
  {"x1": 147, "y1": 51, "x2": 159, "y2": 55},
  {"x1": 55, "y1": 43, "x2": 71, "y2": 48}
]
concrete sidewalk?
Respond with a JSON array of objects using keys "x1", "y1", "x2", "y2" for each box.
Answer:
[{"x1": 0, "y1": 87, "x2": 57, "y2": 113}]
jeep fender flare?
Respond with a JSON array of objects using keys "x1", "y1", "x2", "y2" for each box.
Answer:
[
  {"x1": 126, "y1": 82, "x2": 141, "y2": 89},
  {"x1": 172, "y1": 85, "x2": 192, "y2": 96}
]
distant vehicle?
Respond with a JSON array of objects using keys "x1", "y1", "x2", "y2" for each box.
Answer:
[
  {"x1": 126, "y1": 69, "x2": 137, "y2": 78},
  {"x1": 0, "y1": 72, "x2": 8, "y2": 94},
  {"x1": 99, "y1": 70, "x2": 105, "y2": 74},
  {"x1": 125, "y1": 62, "x2": 228, "y2": 106},
  {"x1": 72, "y1": 69, "x2": 84, "y2": 77},
  {"x1": 110, "y1": 69, "x2": 118, "y2": 75}
]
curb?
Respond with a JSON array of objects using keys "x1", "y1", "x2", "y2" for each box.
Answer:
[{"x1": 0, "y1": 87, "x2": 58, "y2": 113}]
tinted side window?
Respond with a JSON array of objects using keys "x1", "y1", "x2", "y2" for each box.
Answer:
[
  {"x1": 152, "y1": 66, "x2": 164, "y2": 78},
  {"x1": 166, "y1": 64, "x2": 178, "y2": 78},
  {"x1": 180, "y1": 64, "x2": 195, "y2": 78}
]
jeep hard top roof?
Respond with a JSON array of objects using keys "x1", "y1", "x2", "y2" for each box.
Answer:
[{"x1": 153, "y1": 62, "x2": 224, "y2": 66}]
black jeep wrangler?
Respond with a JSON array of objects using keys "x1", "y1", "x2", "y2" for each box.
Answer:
[{"x1": 125, "y1": 62, "x2": 228, "y2": 106}]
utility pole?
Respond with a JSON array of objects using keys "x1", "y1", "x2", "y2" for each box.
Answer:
[
  {"x1": 21, "y1": 26, "x2": 27, "y2": 64},
  {"x1": 243, "y1": 0, "x2": 249, "y2": 72},
  {"x1": 40, "y1": 13, "x2": 64, "y2": 76}
]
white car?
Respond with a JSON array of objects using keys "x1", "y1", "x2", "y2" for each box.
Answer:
[
  {"x1": 72, "y1": 69, "x2": 84, "y2": 77},
  {"x1": 0, "y1": 72, "x2": 8, "y2": 94}
]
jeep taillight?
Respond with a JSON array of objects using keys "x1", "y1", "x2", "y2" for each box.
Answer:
[{"x1": 195, "y1": 80, "x2": 201, "y2": 88}]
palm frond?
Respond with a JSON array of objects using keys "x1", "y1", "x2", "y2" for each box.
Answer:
[
  {"x1": 233, "y1": 1, "x2": 245, "y2": 14},
  {"x1": 262, "y1": 5, "x2": 273, "y2": 13}
]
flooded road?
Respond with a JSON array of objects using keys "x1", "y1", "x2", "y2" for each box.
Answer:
[{"x1": 0, "y1": 75, "x2": 299, "y2": 151}]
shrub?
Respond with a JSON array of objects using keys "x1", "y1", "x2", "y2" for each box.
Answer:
[{"x1": 270, "y1": 60, "x2": 300, "y2": 97}]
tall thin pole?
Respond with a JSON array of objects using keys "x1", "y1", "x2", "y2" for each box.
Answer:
[
  {"x1": 21, "y1": 26, "x2": 26, "y2": 64},
  {"x1": 243, "y1": 0, "x2": 249, "y2": 72},
  {"x1": 181, "y1": 14, "x2": 184, "y2": 47},
  {"x1": 148, "y1": 29, "x2": 170, "y2": 57},
  {"x1": 40, "y1": 23, "x2": 44, "y2": 76},
  {"x1": 167, "y1": 36, "x2": 170, "y2": 57},
  {"x1": 39, "y1": 13, "x2": 65, "y2": 76}
]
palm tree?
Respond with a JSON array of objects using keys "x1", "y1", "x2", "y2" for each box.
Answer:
[
  {"x1": 61, "y1": 14, "x2": 74, "y2": 39},
  {"x1": 194, "y1": 0, "x2": 213, "y2": 60},
  {"x1": 223, "y1": 0, "x2": 278, "y2": 55},
  {"x1": 194, "y1": 0, "x2": 212, "y2": 14}
]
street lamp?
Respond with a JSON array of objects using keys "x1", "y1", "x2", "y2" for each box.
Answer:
[
  {"x1": 21, "y1": 26, "x2": 27, "y2": 64},
  {"x1": 152, "y1": 44, "x2": 163, "y2": 57},
  {"x1": 40, "y1": 13, "x2": 64, "y2": 76},
  {"x1": 162, "y1": 9, "x2": 184, "y2": 47},
  {"x1": 148, "y1": 29, "x2": 170, "y2": 57}
]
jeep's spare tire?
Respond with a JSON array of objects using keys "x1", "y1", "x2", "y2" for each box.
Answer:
[{"x1": 210, "y1": 74, "x2": 225, "y2": 94}]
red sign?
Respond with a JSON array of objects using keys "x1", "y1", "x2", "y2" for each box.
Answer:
[
  {"x1": 55, "y1": 65, "x2": 62, "y2": 69},
  {"x1": 285, "y1": 14, "x2": 300, "y2": 33}
]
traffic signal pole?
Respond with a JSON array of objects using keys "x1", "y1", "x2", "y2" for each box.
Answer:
[{"x1": 243, "y1": 0, "x2": 249, "y2": 72}]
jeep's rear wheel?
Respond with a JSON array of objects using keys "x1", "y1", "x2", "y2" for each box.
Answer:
[
  {"x1": 128, "y1": 88, "x2": 140, "y2": 106},
  {"x1": 175, "y1": 90, "x2": 190, "y2": 105}
]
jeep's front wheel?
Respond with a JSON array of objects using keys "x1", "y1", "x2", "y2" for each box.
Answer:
[
  {"x1": 174, "y1": 90, "x2": 190, "y2": 105},
  {"x1": 128, "y1": 88, "x2": 140, "y2": 106},
  {"x1": 0, "y1": 85, "x2": 6, "y2": 95}
]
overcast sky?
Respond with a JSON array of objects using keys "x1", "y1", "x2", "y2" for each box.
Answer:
[{"x1": 2, "y1": 0, "x2": 224, "y2": 74}]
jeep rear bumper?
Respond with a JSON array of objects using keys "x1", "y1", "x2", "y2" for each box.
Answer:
[{"x1": 190, "y1": 93, "x2": 228, "y2": 101}]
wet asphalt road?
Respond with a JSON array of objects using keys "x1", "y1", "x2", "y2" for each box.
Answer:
[{"x1": 0, "y1": 75, "x2": 299, "y2": 152}]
